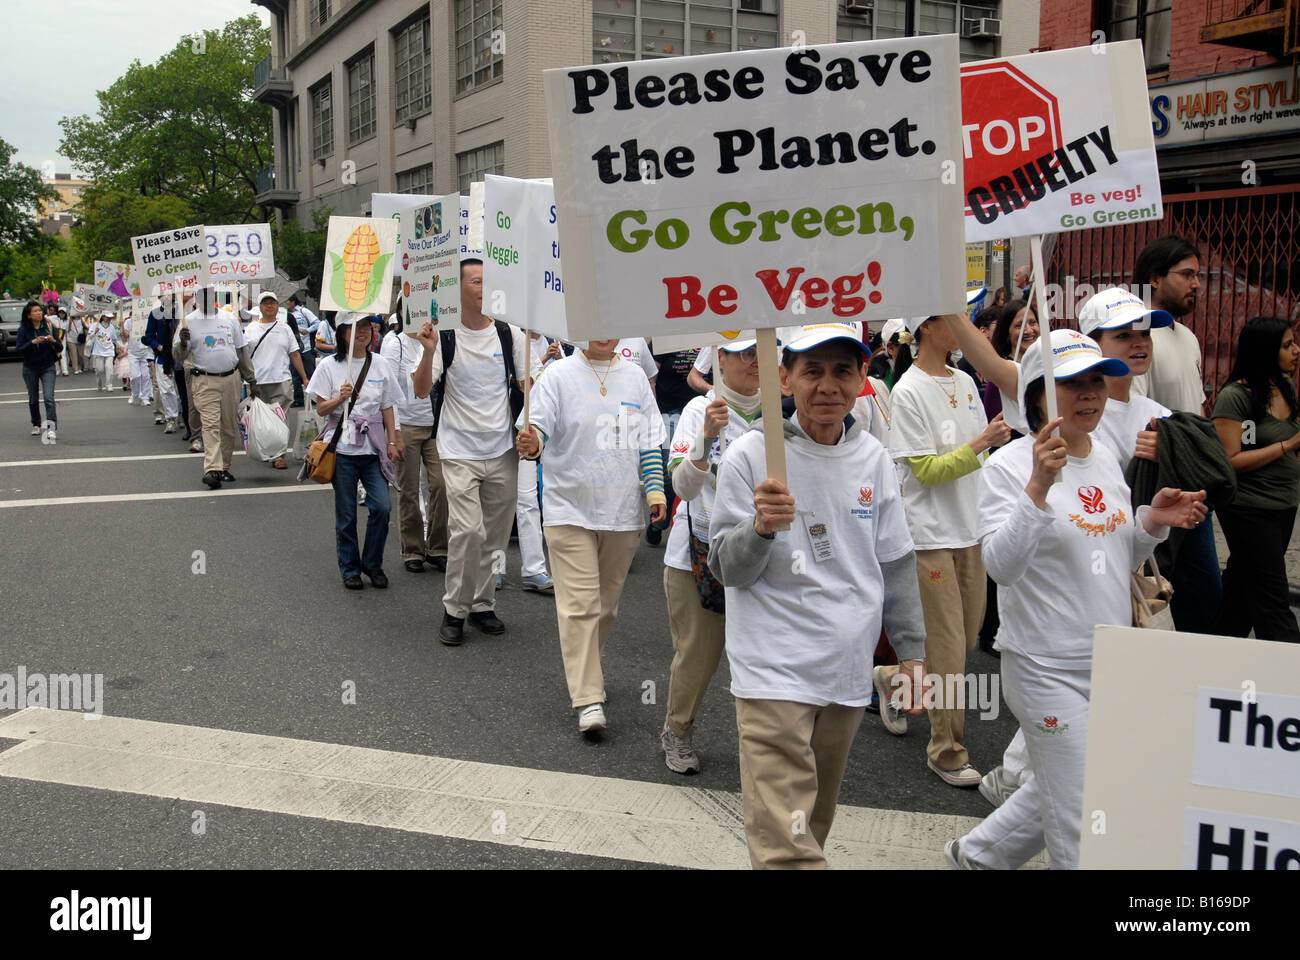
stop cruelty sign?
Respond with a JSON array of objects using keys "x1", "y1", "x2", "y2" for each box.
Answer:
[{"x1": 960, "y1": 40, "x2": 1163, "y2": 242}]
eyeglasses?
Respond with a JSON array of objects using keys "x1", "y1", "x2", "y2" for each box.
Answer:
[
  {"x1": 722, "y1": 348, "x2": 758, "y2": 362},
  {"x1": 1168, "y1": 269, "x2": 1202, "y2": 282}
]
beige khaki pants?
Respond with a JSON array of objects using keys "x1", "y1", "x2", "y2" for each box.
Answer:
[
  {"x1": 735, "y1": 698, "x2": 865, "y2": 869},
  {"x1": 396, "y1": 423, "x2": 448, "y2": 560},
  {"x1": 259, "y1": 380, "x2": 293, "y2": 413},
  {"x1": 663, "y1": 565, "x2": 726, "y2": 738},
  {"x1": 545, "y1": 525, "x2": 642, "y2": 708},
  {"x1": 442, "y1": 452, "x2": 518, "y2": 618},
  {"x1": 190, "y1": 372, "x2": 240, "y2": 474}
]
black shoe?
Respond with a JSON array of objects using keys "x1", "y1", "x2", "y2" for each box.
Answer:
[
  {"x1": 468, "y1": 610, "x2": 505, "y2": 635},
  {"x1": 181, "y1": 433, "x2": 193, "y2": 442},
  {"x1": 343, "y1": 575, "x2": 364, "y2": 590},
  {"x1": 439, "y1": 613, "x2": 465, "y2": 646},
  {"x1": 202, "y1": 471, "x2": 222, "y2": 489},
  {"x1": 425, "y1": 555, "x2": 447, "y2": 573},
  {"x1": 362, "y1": 568, "x2": 389, "y2": 588},
  {"x1": 646, "y1": 522, "x2": 663, "y2": 546},
  {"x1": 404, "y1": 559, "x2": 425, "y2": 573},
  {"x1": 220, "y1": 470, "x2": 236, "y2": 482}
]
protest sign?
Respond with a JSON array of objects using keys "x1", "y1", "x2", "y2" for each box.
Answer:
[
  {"x1": 73, "y1": 282, "x2": 116, "y2": 316},
  {"x1": 205, "y1": 224, "x2": 275, "y2": 281},
  {"x1": 319, "y1": 217, "x2": 398, "y2": 314},
  {"x1": 372, "y1": 192, "x2": 439, "y2": 252},
  {"x1": 1079, "y1": 626, "x2": 1300, "y2": 868},
  {"x1": 93, "y1": 260, "x2": 143, "y2": 299},
  {"x1": 131, "y1": 226, "x2": 209, "y2": 297},
  {"x1": 459, "y1": 195, "x2": 473, "y2": 255},
  {"x1": 398, "y1": 194, "x2": 461, "y2": 334},
  {"x1": 544, "y1": 37, "x2": 966, "y2": 341},
  {"x1": 465, "y1": 182, "x2": 485, "y2": 256},
  {"x1": 481, "y1": 175, "x2": 570, "y2": 340},
  {"x1": 960, "y1": 41, "x2": 1162, "y2": 243}
]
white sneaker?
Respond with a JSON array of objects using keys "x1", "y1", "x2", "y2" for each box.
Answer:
[
  {"x1": 577, "y1": 704, "x2": 606, "y2": 733},
  {"x1": 127, "y1": 397, "x2": 135, "y2": 405},
  {"x1": 979, "y1": 765, "x2": 1020, "y2": 808},
  {"x1": 44, "y1": 428, "x2": 56, "y2": 445},
  {"x1": 31, "y1": 425, "x2": 41, "y2": 436},
  {"x1": 661, "y1": 723, "x2": 700, "y2": 774},
  {"x1": 944, "y1": 838, "x2": 983, "y2": 870},
  {"x1": 164, "y1": 419, "x2": 176, "y2": 434},
  {"x1": 872, "y1": 665, "x2": 908, "y2": 736},
  {"x1": 928, "y1": 758, "x2": 982, "y2": 788}
]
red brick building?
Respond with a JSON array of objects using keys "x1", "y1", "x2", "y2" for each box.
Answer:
[{"x1": 1037, "y1": 1, "x2": 1299, "y2": 398}]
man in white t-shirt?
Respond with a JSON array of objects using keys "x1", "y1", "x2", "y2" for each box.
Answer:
[
  {"x1": 1130, "y1": 236, "x2": 1205, "y2": 415},
  {"x1": 244, "y1": 290, "x2": 309, "y2": 469},
  {"x1": 882, "y1": 315, "x2": 1010, "y2": 789},
  {"x1": 413, "y1": 259, "x2": 530, "y2": 646},
  {"x1": 174, "y1": 290, "x2": 260, "y2": 489}
]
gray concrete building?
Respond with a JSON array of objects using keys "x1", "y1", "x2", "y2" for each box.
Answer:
[{"x1": 252, "y1": 0, "x2": 1039, "y2": 226}]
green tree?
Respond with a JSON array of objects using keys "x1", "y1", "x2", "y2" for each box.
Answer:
[
  {"x1": 71, "y1": 187, "x2": 195, "y2": 266},
  {"x1": 59, "y1": 15, "x2": 271, "y2": 241},
  {"x1": 0, "y1": 138, "x2": 58, "y2": 248},
  {"x1": 275, "y1": 207, "x2": 332, "y2": 300}
]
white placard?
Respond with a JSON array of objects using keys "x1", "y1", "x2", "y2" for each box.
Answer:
[
  {"x1": 398, "y1": 194, "x2": 460, "y2": 334},
  {"x1": 372, "y1": 192, "x2": 439, "y2": 251},
  {"x1": 131, "y1": 225, "x2": 209, "y2": 297},
  {"x1": 1183, "y1": 808, "x2": 1300, "y2": 870},
  {"x1": 1193, "y1": 687, "x2": 1300, "y2": 799},
  {"x1": 465, "y1": 182, "x2": 485, "y2": 256},
  {"x1": 960, "y1": 42, "x2": 1163, "y2": 242},
  {"x1": 205, "y1": 224, "x2": 275, "y2": 281},
  {"x1": 481, "y1": 175, "x2": 569, "y2": 340},
  {"x1": 459, "y1": 195, "x2": 472, "y2": 255},
  {"x1": 93, "y1": 260, "x2": 143, "y2": 299},
  {"x1": 73, "y1": 282, "x2": 116, "y2": 315},
  {"x1": 544, "y1": 37, "x2": 966, "y2": 340},
  {"x1": 319, "y1": 217, "x2": 399, "y2": 314}
]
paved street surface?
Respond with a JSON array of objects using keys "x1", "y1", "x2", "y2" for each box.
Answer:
[{"x1": 17, "y1": 356, "x2": 1279, "y2": 870}]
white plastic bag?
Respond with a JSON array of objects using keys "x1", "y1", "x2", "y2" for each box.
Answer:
[{"x1": 239, "y1": 397, "x2": 290, "y2": 461}]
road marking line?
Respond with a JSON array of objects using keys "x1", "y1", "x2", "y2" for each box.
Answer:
[
  {"x1": 0, "y1": 397, "x2": 158, "y2": 404},
  {"x1": 0, "y1": 388, "x2": 103, "y2": 397},
  {"x1": 0, "y1": 709, "x2": 1046, "y2": 869},
  {"x1": 0, "y1": 485, "x2": 325, "y2": 509},
  {"x1": 0, "y1": 451, "x2": 247, "y2": 468}
]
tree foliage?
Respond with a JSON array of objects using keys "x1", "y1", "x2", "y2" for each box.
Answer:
[
  {"x1": 0, "y1": 137, "x2": 59, "y2": 248},
  {"x1": 274, "y1": 207, "x2": 332, "y2": 300}
]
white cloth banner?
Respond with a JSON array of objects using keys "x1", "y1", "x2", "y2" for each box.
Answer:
[{"x1": 481, "y1": 175, "x2": 569, "y2": 340}]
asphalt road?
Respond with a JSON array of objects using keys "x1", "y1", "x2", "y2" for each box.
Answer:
[{"x1": 0, "y1": 359, "x2": 1026, "y2": 869}]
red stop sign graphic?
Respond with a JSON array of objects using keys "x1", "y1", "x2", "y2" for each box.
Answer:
[{"x1": 960, "y1": 61, "x2": 1063, "y2": 214}]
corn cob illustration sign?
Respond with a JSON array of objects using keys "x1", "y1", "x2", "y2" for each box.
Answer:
[{"x1": 319, "y1": 216, "x2": 399, "y2": 314}]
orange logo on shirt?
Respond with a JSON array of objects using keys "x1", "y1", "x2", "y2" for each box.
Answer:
[
  {"x1": 1077, "y1": 485, "x2": 1106, "y2": 514},
  {"x1": 858, "y1": 486, "x2": 873, "y2": 507},
  {"x1": 672, "y1": 440, "x2": 690, "y2": 454}
]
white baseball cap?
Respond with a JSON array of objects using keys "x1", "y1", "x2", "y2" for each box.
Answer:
[
  {"x1": 783, "y1": 322, "x2": 868, "y2": 357},
  {"x1": 717, "y1": 338, "x2": 758, "y2": 353},
  {"x1": 1078, "y1": 287, "x2": 1173, "y2": 336},
  {"x1": 1017, "y1": 329, "x2": 1129, "y2": 418},
  {"x1": 258, "y1": 290, "x2": 279, "y2": 303},
  {"x1": 879, "y1": 318, "x2": 906, "y2": 344},
  {"x1": 966, "y1": 286, "x2": 987, "y2": 306},
  {"x1": 903, "y1": 315, "x2": 933, "y2": 335}
]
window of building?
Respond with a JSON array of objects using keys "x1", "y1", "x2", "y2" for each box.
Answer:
[
  {"x1": 396, "y1": 164, "x2": 434, "y2": 195},
  {"x1": 394, "y1": 15, "x2": 432, "y2": 123},
  {"x1": 1102, "y1": 1, "x2": 1171, "y2": 73},
  {"x1": 347, "y1": 51, "x2": 376, "y2": 144},
  {"x1": 592, "y1": 0, "x2": 779, "y2": 65},
  {"x1": 309, "y1": 0, "x2": 330, "y2": 33},
  {"x1": 311, "y1": 78, "x2": 333, "y2": 161},
  {"x1": 457, "y1": 142, "x2": 505, "y2": 195},
  {"x1": 836, "y1": 1, "x2": 997, "y2": 59},
  {"x1": 455, "y1": 0, "x2": 504, "y2": 95}
]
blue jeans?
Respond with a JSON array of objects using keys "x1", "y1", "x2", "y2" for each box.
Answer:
[
  {"x1": 23, "y1": 364, "x2": 56, "y2": 427},
  {"x1": 332, "y1": 454, "x2": 391, "y2": 578},
  {"x1": 1158, "y1": 510, "x2": 1223, "y2": 634}
]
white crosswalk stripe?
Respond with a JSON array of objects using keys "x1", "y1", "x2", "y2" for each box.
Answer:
[{"x1": 0, "y1": 708, "x2": 1047, "y2": 869}]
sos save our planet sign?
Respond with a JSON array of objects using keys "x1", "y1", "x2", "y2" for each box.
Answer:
[
  {"x1": 960, "y1": 41, "x2": 1162, "y2": 242},
  {"x1": 398, "y1": 194, "x2": 460, "y2": 334},
  {"x1": 544, "y1": 36, "x2": 967, "y2": 339}
]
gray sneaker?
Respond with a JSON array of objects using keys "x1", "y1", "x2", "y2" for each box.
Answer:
[
  {"x1": 944, "y1": 838, "x2": 983, "y2": 870},
  {"x1": 660, "y1": 723, "x2": 701, "y2": 775},
  {"x1": 928, "y1": 758, "x2": 982, "y2": 788},
  {"x1": 979, "y1": 764, "x2": 1020, "y2": 808},
  {"x1": 872, "y1": 665, "x2": 908, "y2": 736}
]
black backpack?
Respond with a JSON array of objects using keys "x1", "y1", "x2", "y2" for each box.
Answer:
[{"x1": 432, "y1": 321, "x2": 524, "y2": 437}]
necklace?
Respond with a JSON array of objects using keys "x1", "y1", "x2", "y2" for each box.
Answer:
[
  {"x1": 927, "y1": 371, "x2": 958, "y2": 407},
  {"x1": 587, "y1": 354, "x2": 615, "y2": 395}
]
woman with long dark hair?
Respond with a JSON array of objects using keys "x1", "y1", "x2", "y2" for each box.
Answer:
[
  {"x1": 1212, "y1": 316, "x2": 1300, "y2": 643},
  {"x1": 16, "y1": 301, "x2": 62, "y2": 442}
]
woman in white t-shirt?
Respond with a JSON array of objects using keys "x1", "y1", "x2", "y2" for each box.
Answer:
[
  {"x1": 515, "y1": 338, "x2": 667, "y2": 735},
  {"x1": 303, "y1": 313, "x2": 406, "y2": 591},
  {"x1": 945, "y1": 330, "x2": 1205, "y2": 871},
  {"x1": 88, "y1": 311, "x2": 124, "y2": 391},
  {"x1": 123, "y1": 314, "x2": 155, "y2": 406},
  {"x1": 659, "y1": 339, "x2": 762, "y2": 774}
]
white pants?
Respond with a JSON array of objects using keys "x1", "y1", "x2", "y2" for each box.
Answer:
[
  {"x1": 155, "y1": 361, "x2": 180, "y2": 419},
  {"x1": 93, "y1": 355, "x2": 114, "y2": 389},
  {"x1": 516, "y1": 458, "x2": 548, "y2": 578},
  {"x1": 958, "y1": 651, "x2": 1090, "y2": 870},
  {"x1": 129, "y1": 355, "x2": 153, "y2": 401},
  {"x1": 1003, "y1": 728, "x2": 1029, "y2": 785}
]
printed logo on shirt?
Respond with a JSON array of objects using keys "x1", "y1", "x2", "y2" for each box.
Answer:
[
  {"x1": 1077, "y1": 485, "x2": 1106, "y2": 514},
  {"x1": 1035, "y1": 715, "x2": 1070, "y2": 735},
  {"x1": 672, "y1": 440, "x2": 690, "y2": 454},
  {"x1": 858, "y1": 486, "x2": 873, "y2": 507}
]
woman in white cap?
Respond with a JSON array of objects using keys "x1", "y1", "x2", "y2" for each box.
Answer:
[
  {"x1": 945, "y1": 329, "x2": 1205, "y2": 870},
  {"x1": 659, "y1": 338, "x2": 762, "y2": 774},
  {"x1": 877, "y1": 315, "x2": 1010, "y2": 788},
  {"x1": 243, "y1": 290, "x2": 310, "y2": 469},
  {"x1": 303, "y1": 313, "x2": 406, "y2": 590},
  {"x1": 708, "y1": 322, "x2": 928, "y2": 869},
  {"x1": 88, "y1": 310, "x2": 123, "y2": 392},
  {"x1": 515, "y1": 338, "x2": 667, "y2": 735}
]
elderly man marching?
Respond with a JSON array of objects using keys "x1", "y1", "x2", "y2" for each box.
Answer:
[{"x1": 243, "y1": 290, "x2": 310, "y2": 470}]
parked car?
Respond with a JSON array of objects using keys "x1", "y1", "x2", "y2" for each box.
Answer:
[{"x1": 0, "y1": 300, "x2": 28, "y2": 359}]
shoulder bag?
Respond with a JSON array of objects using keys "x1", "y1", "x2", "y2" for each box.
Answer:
[
  {"x1": 685, "y1": 501, "x2": 725, "y2": 614},
  {"x1": 1131, "y1": 555, "x2": 1174, "y2": 630},
  {"x1": 304, "y1": 354, "x2": 372, "y2": 484}
]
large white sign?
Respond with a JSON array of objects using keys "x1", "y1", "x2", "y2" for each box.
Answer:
[
  {"x1": 481, "y1": 176, "x2": 569, "y2": 340},
  {"x1": 465, "y1": 182, "x2": 485, "y2": 256},
  {"x1": 1183, "y1": 808, "x2": 1300, "y2": 870},
  {"x1": 1150, "y1": 65, "x2": 1300, "y2": 147},
  {"x1": 73, "y1": 282, "x2": 116, "y2": 315},
  {"x1": 1080, "y1": 626, "x2": 1300, "y2": 869},
  {"x1": 960, "y1": 42, "x2": 1163, "y2": 242},
  {"x1": 319, "y1": 217, "x2": 398, "y2": 314},
  {"x1": 398, "y1": 194, "x2": 460, "y2": 334},
  {"x1": 93, "y1": 260, "x2": 143, "y2": 299},
  {"x1": 130, "y1": 226, "x2": 209, "y2": 297},
  {"x1": 544, "y1": 36, "x2": 966, "y2": 339},
  {"x1": 205, "y1": 224, "x2": 275, "y2": 281},
  {"x1": 372, "y1": 192, "x2": 439, "y2": 251}
]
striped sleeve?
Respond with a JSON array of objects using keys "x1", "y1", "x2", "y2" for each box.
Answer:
[{"x1": 639, "y1": 449, "x2": 666, "y2": 507}]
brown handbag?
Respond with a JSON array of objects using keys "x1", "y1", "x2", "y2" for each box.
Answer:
[{"x1": 304, "y1": 355, "x2": 371, "y2": 484}]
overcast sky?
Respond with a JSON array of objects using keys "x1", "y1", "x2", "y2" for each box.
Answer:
[{"x1": 2, "y1": 0, "x2": 270, "y2": 177}]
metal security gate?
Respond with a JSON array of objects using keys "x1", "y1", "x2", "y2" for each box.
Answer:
[{"x1": 1046, "y1": 183, "x2": 1300, "y2": 402}]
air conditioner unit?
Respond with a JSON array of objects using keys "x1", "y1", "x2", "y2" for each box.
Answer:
[
  {"x1": 846, "y1": 0, "x2": 872, "y2": 15},
  {"x1": 963, "y1": 17, "x2": 1001, "y2": 38}
]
